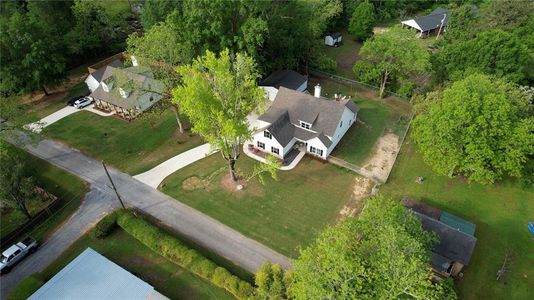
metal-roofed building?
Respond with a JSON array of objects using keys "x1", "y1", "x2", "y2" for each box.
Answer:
[{"x1": 29, "y1": 248, "x2": 168, "y2": 300}]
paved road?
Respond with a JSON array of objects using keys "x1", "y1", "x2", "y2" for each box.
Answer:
[
  {"x1": 0, "y1": 187, "x2": 117, "y2": 299},
  {"x1": 1, "y1": 136, "x2": 290, "y2": 298},
  {"x1": 134, "y1": 143, "x2": 216, "y2": 188}
]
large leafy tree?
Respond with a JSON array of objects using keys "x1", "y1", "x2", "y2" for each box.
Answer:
[
  {"x1": 348, "y1": 0, "x2": 375, "y2": 41},
  {"x1": 480, "y1": 0, "x2": 534, "y2": 32},
  {"x1": 353, "y1": 27, "x2": 430, "y2": 98},
  {"x1": 413, "y1": 73, "x2": 534, "y2": 184},
  {"x1": 0, "y1": 6, "x2": 67, "y2": 95},
  {"x1": 0, "y1": 142, "x2": 40, "y2": 220},
  {"x1": 140, "y1": 0, "x2": 182, "y2": 30},
  {"x1": 289, "y1": 196, "x2": 454, "y2": 300},
  {"x1": 173, "y1": 49, "x2": 266, "y2": 181},
  {"x1": 435, "y1": 30, "x2": 530, "y2": 84}
]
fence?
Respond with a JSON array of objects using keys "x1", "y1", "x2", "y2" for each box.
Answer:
[
  {"x1": 1, "y1": 196, "x2": 61, "y2": 249},
  {"x1": 87, "y1": 52, "x2": 126, "y2": 74},
  {"x1": 306, "y1": 68, "x2": 409, "y2": 100}
]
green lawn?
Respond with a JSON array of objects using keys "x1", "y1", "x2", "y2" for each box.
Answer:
[
  {"x1": 39, "y1": 229, "x2": 234, "y2": 300},
  {"x1": 324, "y1": 31, "x2": 362, "y2": 77},
  {"x1": 27, "y1": 81, "x2": 89, "y2": 123},
  {"x1": 0, "y1": 142, "x2": 88, "y2": 245},
  {"x1": 380, "y1": 136, "x2": 534, "y2": 300},
  {"x1": 43, "y1": 110, "x2": 203, "y2": 175},
  {"x1": 161, "y1": 155, "x2": 355, "y2": 257}
]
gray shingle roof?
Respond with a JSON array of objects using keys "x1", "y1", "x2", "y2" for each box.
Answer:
[
  {"x1": 29, "y1": 248, "x2": 158, "y2": 300},
  {"x1": 329, "y1": 32, "x2": 342, "y2": 39},
  {"x1": 267, "y1": 111, "x2": 294, "y2": 147},
  {"x1": 259, "y1": 87, "x2": 357, "y2": 138},
  {"x1": 260, "y1": 70, "x2": 307, "y2": 90},
  {"x1": 413, "y1": 211, "x2": 477, "y2": 266},
  {"x1": 410, "y1": 7, "x2": 449, "y2": 32},
  {"x1": 89, "y1": 66, "x2": 163, "y2": 110},
  {"x1": 90, "y1": 60, "x2": 124, "y2": 82}
]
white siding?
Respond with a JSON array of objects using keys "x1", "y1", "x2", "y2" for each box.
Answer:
[
  {"x1": 252, "y1": 129, "x2": 296, "y2": 159},
  {"x1": 260, "y1": 86, "x2": 278, "y2": 101},
  {"x1": 307, "y1": 137, "x2": 328, "y2": 159},
  {"x1": 328, "y1": 107, "x2": 357, "y2": 155},
  {"x1": 296, "y1": 80, "x2": 308, "y2": 92},
  {"x1": 325, "y1": 36, "x2": 334, "y2": 46},
  {"x1": 85, "y1": 75, "x2": 100, "y2": 93}
]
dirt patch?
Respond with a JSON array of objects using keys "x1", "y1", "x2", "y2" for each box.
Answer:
[
  {"x1": 336, "y1": 42, "x2": 362, "y2": 73},
  {"x1": 373, "y1": 27, "x2": 390, "y2": 34},
  {"x1": 362, "y1": 133, "x2": 400, "y2": 182},
  {"x1": 182, "y1": 176, "x2": 210, "y2": 191},
  {"x1": 220, "y1": 173, "x2": 247, "y2": 193},
  {"x1": 338, "y1": 176, "x2": 375, "y2": 219}
]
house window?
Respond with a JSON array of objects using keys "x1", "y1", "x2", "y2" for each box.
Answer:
[
  {"x1": 300, "y1": 121, "x2": 311, "y2": 130},
  {"x1": 310, "y1": 146, "x2": 323, "y2": 157},
  {"x1": 271, "y1": 147, "x2": 279, "y2": 155},
  {"x1": 340, "y1": 121, "x2": 343, "y2": 128},
  {"x1": 257, "y1": 141, "x2": 265, "y2": 150},
  {"x1": 264, "y1": 131, "x2": 272, "y2": 139}
]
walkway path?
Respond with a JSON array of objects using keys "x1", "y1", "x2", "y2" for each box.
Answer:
[
  {"x1": 134, "y1": 143, "x2": 215, "y2": 188},
  {"x1": 25, "y1": 104, "x2": 114, "y2": 133},
  {"x1": 1, "y1": 134, "x2": 290, "y2": 298}
]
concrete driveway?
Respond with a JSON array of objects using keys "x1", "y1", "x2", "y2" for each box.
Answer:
[{"x1": 25, "y1": 104, "x2": 114, "y2": 133}]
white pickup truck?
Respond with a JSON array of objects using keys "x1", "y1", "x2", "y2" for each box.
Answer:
[{"x1": 0, "y1": 237, "x2": 38, "y2": 274}]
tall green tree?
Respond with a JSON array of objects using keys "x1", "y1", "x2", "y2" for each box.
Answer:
[
  {"x1": 255, "y1": 262, "x2": 290, "y2": 299},
  {"x1": 173, "y1": 49, "x2": 266, "y2": 181},
  {"x1": 0, "y1": 143, "x2": 39, "y2": 220},
  {"x1": 67, "y1": 0, "x2": 113, "y2": 57},
  {"x1": 348, "y1": 1, "x2": 375, "y2": 41},
  {"x1": 140, "y1": 0, "x2": 182, "y2": 30},
  {"x1": 289, "y1": 196, "x2": 454, "y2": 299},
  {"x1": 353, "y1": 27, "x2": 430, "y2": 98},
  {"x1": 413, "y1": 73, "x2": 534, "y2": 184},
  {"x1": 480, "y1": 0, "x2": 534, "y2": 32},
  {"x1": 435, "y1": 30, "x2": 530, "y2": 84}
]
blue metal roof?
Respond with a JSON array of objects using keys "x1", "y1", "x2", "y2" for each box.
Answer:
[{"x1": 29, "y1": 248, "x2": 156, "y2": 300}]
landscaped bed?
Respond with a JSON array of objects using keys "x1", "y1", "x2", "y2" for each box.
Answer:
[
  {"x1": 160, "y1": 154, "x2": 356, "y2": 257},
  {"x1": 17, "y1": 228, "x2": 234, "y2": 300},
  {"x1": 380, "y1": 136, "x2": 534, "y2": 300},
  {"x1": 0, "y1": 142, "x2": 88, "y2": 245},
  {"x1": 43, "y1": 110, "x2": 203, "y2": 175}
]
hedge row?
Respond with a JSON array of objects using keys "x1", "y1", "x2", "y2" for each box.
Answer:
[
  {"x1": 7, "y1": 273, "x2": 44, "y2": 300},
  {"x1": 91, "y1": 210, "x2": 119, "y2": 239},
  {"x1": 116, "y1": 211, "x2": 254, "y2": 299}
]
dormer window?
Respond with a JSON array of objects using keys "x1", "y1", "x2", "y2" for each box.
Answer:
[
  {"x1": 102, "y1": 83, "x2": 109, "y2": 92},
  {"x1": 300, "y1": 121, "x2": 311, "y2": 130},
  {"x1": 264, "y1": 131, "x2": 272, "y2": 139},
  {"x1": 119, "y1": 87, "x2": 130, "y2": 98}
]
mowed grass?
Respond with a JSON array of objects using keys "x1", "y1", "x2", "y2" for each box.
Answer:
[
  {"x1": 380, "y1": 136, "x2": 534, "y2": 300},
  {"x1": 161, "y1": 155, "x2": 355, "y2": 257},
  {"x1": 0, "y1": 142, "x2": 88, "y2": 244},
  {"x1": 43, "y1": 110, "x2": 203, "y2": 175},
  {"x1": 39, "y1": 229, "x2": 234, "y2": 300}
]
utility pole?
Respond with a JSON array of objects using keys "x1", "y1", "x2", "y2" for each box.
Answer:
[{"x1": 102, "y1": 161, "x2": 126, "y2": 209}]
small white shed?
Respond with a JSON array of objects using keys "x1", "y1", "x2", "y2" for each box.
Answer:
[{"x1": 325, "y1": 32, "x2": 342, "y2": 47}]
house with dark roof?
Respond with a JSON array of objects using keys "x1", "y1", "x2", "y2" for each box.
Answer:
[
  {"x1": 252, "y1": 85, "x2": 358, "y2": 160},
  {"x1": 84, "y1": 59, "x2": 163, "y2": 120},
  {"x1": 402, "y1": 198, "x2": 477, "y2": 280},
  {"x1": 259, "y1": 70, "x2": 308, "y2": 101},
  {"x1": 401, "y1": 7, "x2": 449, "y2": 38}
]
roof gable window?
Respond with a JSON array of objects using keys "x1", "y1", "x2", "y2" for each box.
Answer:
[
  {"x1": 299, "y1": 121, "x2": 311, "y2": 130},
  {"x1": 264, "y1": 131, "x2": 272, "y2": 139}
]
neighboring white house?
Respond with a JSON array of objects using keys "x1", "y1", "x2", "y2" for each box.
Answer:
[
  {"x1": 252, "y1": 86, "x2": 358, "y2": 160},
  {"x1": 85, "y1": 59, "x2": 124, "y2": 93},
  {"x1": 401, "y1": 7, "x2": 449, "y2": 38},
  {"x1": 259, "y1": 70, "x2": 308, "y2": 101},
  {"x1": 325, "y1": 32, "x2": 342, "y2": 47}
]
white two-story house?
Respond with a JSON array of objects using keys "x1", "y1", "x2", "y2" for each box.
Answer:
[{"x1": 252, "y1": 86, "x2": 359, "y2": 160}]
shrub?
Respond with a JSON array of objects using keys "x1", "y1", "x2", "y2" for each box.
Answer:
[
  {"x1": 117, "y1": 211, "x2": 254, "y2": 299},
  {"x1": 7, "y1": 274, "x2": 44, "y2": 300},
  {"x1": 92, "y1": 211, "x2": 120, "y2": 239}
]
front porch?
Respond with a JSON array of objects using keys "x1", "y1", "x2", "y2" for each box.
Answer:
[
  {"x1": 243, "y1": 144, "x2": 305, "y2": 170},
  {"x1": 93, "y1": 98, "x2": 141, "y2": 121}
]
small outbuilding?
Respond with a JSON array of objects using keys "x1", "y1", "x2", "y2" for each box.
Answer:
[
  {"x1": 325, "y1": 32, "x2": 342, "y2": 47},
  {"x1": 402, "y1": 198, "x2": 477, "y2": 280},
  {"x1": 401, "y1": 7, "x2": 449, "y2": 38},
  {"x1": 29, "y1": 248, "x2": 168, "y2": 300},
  {"x1": 259, "y1": 70, "x2": 308, "y2": 101}
]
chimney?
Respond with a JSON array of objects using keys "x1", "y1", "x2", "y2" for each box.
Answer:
[{"x1": 314, "y1": 84, "x2": 321, "y2": 98}]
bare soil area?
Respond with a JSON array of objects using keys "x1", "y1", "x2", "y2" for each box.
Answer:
[
  {"x1": 338, "y1": 176, "x2": 375, "y2": 219},
  {"x1": 363, "y1": 133, "x2": 400, "y2": 183}
]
